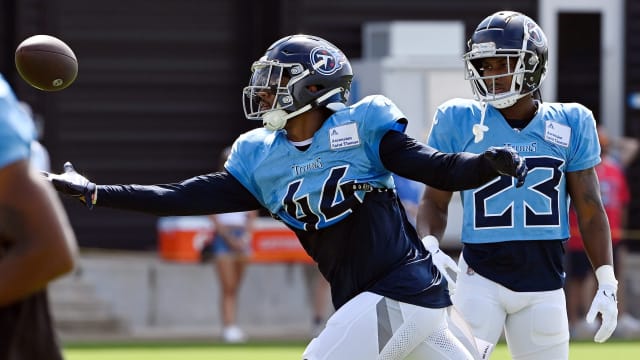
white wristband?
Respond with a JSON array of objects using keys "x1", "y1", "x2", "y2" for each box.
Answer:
[
  {"x1": 421, "y1": 235, "x2": 440, "y2": 253},
  {"x1": 595, "y1": 265, "x2": 618, "y2": 289}
]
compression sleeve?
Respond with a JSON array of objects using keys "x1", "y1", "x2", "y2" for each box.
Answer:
[
  {"x1": 379, "y1": 130, "x2": 499, "y2": 191},
  {"x1": 96, "y1": 171, "x2": 263, "y2": 216}
]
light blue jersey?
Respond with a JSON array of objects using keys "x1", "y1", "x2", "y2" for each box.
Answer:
[
  {"x1": 0, "y1": 75, "x2": 35, "y2": 168},
  {"x1": 226, "y1": 95, "x2": 404, "y2": 231},
  {"x1": 428, "y1": 98, "x2": 600, "y2": 244}
]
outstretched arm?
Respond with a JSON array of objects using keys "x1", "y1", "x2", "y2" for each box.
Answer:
[
  {"x1": 97, "y1": 172, "x2": 262, "y2": 216},
  {"x1": 46, "y1": 163, "x2": 263, "y2": 216},
  {"x1": 379, "y1": 130, "x2": 527, "y2": 191}
]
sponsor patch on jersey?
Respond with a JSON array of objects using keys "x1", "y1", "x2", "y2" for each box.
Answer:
[
  {"x1": 329, "y1": 122, "x2": 360, "y2": 150},
  {"x1": 544, "y1": 120, "x2": 571, "y2": 148}
]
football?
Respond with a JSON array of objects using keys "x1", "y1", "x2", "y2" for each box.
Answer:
[{"x1": 15, "y1": 35, "x2": 78, "y2": 91}]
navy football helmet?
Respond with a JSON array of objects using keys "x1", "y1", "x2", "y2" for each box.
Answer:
[
  {"x1": 464, "y1": 11, "x2": 548, "y2": 109},
  {"x1": 243, "y1": 34, "x2": 353, "y2": 130}
]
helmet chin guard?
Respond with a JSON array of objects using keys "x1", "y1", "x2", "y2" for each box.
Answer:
[
  {"x1": 262, "y1": 110, "x2": 289, "y2": 131},
  {"x1": 260, "y1": 87, "x2": 343, "y2": 131},
  {"x1": 487, "y1": 92, "x2": 528, "y2": 109}
]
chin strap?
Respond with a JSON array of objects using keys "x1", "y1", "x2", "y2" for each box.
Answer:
[
  {"x1": 489, "y1": 92, "x2": 527, "y2": 110},
  {"x1": 262, "y1": 104, "x2": 315, "y2": 131},
  {"x1": 263, "y1": 109, "x2": 298, "y2": 131},
  {"x1": 262, "y1": 87, "x2": 344, "y2": 131}
]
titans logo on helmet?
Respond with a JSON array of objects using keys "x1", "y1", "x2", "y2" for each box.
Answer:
[
  {"x1": 525, "y1": 19, "x2": 546, "y2": 47},
  {"x1": 310, "y1": 46, "x2": 343, "y2": 75}
]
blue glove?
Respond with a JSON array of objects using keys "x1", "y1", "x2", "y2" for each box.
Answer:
[
  {"x1": 484, "y1": 146, "x2": 528, "y2": 188},
  {"x1": 43, "y1": 162, "x2": 97, "y2": 209}
]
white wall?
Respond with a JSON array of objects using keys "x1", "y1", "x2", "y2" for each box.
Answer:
[
  {"x1": 351, "y1": 21, "x2": 471, "y2": 247},
  {"x1": 539, "y1": 0, "x2": 625, "y2": 137}
]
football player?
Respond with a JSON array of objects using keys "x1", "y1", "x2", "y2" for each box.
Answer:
[
  {"x1": 0, "y1": 73, "x2": 78, "y2": 359},
  {"x1": 48, "y1": 34, "x2": 527, "y2": 359},
  {"x1": 416, "y1": 11, "x2": 618, "y2": 360}
]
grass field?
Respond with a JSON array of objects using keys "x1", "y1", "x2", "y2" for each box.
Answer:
[{"x1": 64, "y1": 340, "x2": 639, "y2": 359}]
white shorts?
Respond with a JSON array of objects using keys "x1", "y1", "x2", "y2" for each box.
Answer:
[
  {"x1": 453, "y1": 255, "x2": 570, "y2": 360},
  {"x1": 302, "y1": 291, "x2": 475, "y2": 360}
]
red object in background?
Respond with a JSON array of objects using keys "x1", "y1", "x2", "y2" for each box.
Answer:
[
  {"x1": 157, "y1": 216, "x2": 213, "y2": 263},
  {"x1": 157, "y1": 216, "x2": 313, "y2": 264},
  {"x1": 568, "y1": 156, "x2": 630, "y2": 250},
  {"x1": 250, "y1": 218, "x2": 313, "y2": 264}
]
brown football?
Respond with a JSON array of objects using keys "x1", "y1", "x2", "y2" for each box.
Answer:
[{"x1": 15, "y1": 35, "x2": 78, "y2": 91}]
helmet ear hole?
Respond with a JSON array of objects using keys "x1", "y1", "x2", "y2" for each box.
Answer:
[{"x1": 289, "y1": 65, "x2": 304, "y2": 76}]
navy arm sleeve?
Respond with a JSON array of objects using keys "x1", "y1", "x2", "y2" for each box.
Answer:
[
  {"x1": 379, "y1": 130, "x2": 499, "y2": 191},
  {"x1": 96, "y1": 171, "x2": 263, "y2": 216}
]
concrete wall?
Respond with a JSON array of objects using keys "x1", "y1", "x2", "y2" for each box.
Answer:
[
  {"x1": 53, "y1": 250, "x2": 331, "y2": 341},
  {"x1": 51, "y1": 248, "x2": 640, "y2": 341}
]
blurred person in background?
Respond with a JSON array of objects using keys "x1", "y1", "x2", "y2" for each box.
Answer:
[
  {"x1": 302, "y1": 263, "x2": 331, "y2": 338},
  {"x1": 600, "y1": 126, "x2": 639, "y2": 169},
  {"x1": 566, "y1": 125, "x2": 640, "y2": 339},
  {"x1": 18, "y1": 101, "x2": 50, "y2": 172},
  {"x1": 204, "y1": 146, "x2": 258, "y2": 343},
  {"x1": 0, "y1": 74, "x2": 78, "y2": 359}
]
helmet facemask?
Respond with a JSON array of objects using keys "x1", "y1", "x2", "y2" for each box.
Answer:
[
  {"x1": 243, "y1": 59, "x2": 345, "y2": 130},
  {"x1": 243, "y1": 60, "x2": 299, "y2": 121},
  {"x1": 464, "y1": 43, "x2": 542, "y2": 109}
]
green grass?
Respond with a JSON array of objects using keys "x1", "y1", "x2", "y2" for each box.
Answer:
[
  {"x1": 64, "y1": 341, "x2": 304, "y2": 360},
  {"x1": 63, "y1": 340, "x2": 639, "y2": 360}
]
